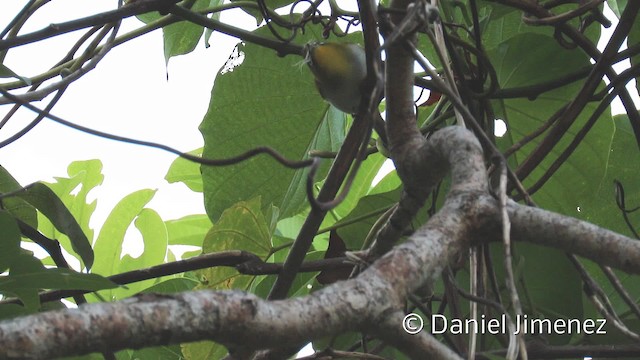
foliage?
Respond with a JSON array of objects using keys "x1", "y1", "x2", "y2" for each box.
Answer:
[{"x1": 0, "y1": 0, "x2": 639, "y2": 359}]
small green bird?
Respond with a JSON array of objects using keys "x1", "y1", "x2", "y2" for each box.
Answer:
[{"x1": 304, "y1": 42, "x2": 367, "y2": 114}]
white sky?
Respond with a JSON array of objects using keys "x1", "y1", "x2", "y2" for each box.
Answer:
[
  {"x1": 0, "y1": 2, "x2": 260, "y2": 235},
  {"x1": 0, "y1": 3, "x2": 636, "y2": 358},
  {"x1": 0, "y1": 2, "x2": 637, "y2": 245}
]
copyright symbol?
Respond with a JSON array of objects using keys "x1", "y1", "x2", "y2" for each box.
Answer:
[{"x1": 403, "y1": 313, "x2": 424, "y2": 334}]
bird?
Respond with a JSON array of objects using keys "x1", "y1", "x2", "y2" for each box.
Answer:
[{"x1": 304, "y1": 42, "x2": 367, "y2": 114}]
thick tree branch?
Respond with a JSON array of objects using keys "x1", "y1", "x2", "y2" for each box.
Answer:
[
  {"x1": 2, "y1": 125, "x2": 640, "y2": 357},
  {"x1": 507, "y1": 202, "x2": 640, "y2": 274}
]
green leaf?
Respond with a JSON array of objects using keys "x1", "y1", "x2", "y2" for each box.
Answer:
[
  {"x1": 41, "y1": 160, "x2": 103, "y2": 268},
  {"x1": 482, "y1": 7, "x2": 552, "y2": 51},
  {"x1": 14, "y1": 183, "x2": 94, "y2": 269},
  {"x1": 165, "y1": 148, "x2": 203, "y2": 192},
  {"x1": 0, "y1": 304, "x2": 30, "y2": 321},
  {"x1": 627, "y1": 11, "x2": 640, "y2": 95},
  {"x1": 0, "y1": 211, "x2": 22, "y2": 273},
  {"x1": 0, "y1": 253, "x2": 116, "y2": 311},
  {"x1": 607, "y1": 0, "x2": 628, "y2": 18},
  {"x1": 4, "y1": 253, "x2": 46, "y2": 310},
  {"x1": 331, "y1": 152, "x2": 388, "y2": 219},
  {"x1": 115, "y1": 208, "x2": 168, "y2": 298},
  {"x1": 131, "y1": 345, "x2": 184, "y2": 360},
  {"x1": 230, "y1": 0, "x2": 295, "y2": 25},
  {"x1": 199, "y1": 197, "x2": 272, "y2": 290},
  {"x1": 92, "y1": 189, "x2": 156, "y2": 285},
  {"x1": 0, "y1": 165, "x2": 37, "y2": 228},
  {"x1": 163, "y1": 0, "x2": 210, "y2": 63},
  {"x1": 181, "y1": 340, "x2": 227, "y2": 360},
  {"x1": 0, "y1": 268, "x2": 116, "y2": 291},
  {"x1": 200, "y1": 28, "x2": 359, "y2": 221},
  {"x1": 166, "y1": 214, "x2": 212, "y2": 247},
  {"x1": 204, "y1": 0, "x2": 225, "y2": 47},
  {"x1": 141, "y1": 278, "x2": 199, "y2": 294},
  {"x1": 490, "y1": 33, "x2": 589, "y2": 89},
  {"x1": 335, "y1": 188, "x2": 402, "y2": 250},
  {"x1": 489, "y1": 34, "x2": 627, "y2": 234}
]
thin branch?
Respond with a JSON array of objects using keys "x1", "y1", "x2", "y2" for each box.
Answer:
[
  {"x1": 267, "y1": 0, "x2": 383, "y2": 300},
  {"x1": 0, "y1": 251, "x2": 352, "y2": 306},
  {"x1": 522, "y1": 0, "x2": 605, "y2": 26},
  {"x1": 0, "y1": 88, "x2": 315, "y2": 170},
  {"x1": 0, "y1": 0, "x2": 180, "y2": 52}
]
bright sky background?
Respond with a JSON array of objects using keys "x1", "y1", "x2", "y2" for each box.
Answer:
[
  {"x1": 0, "y1": 2, "x2": 637, "y2": 358},
  {"x1": 0, "y1": 3, "x2": 637, "y2": 247},
  {"x1": 0, "y1": 2, "x2": 260, "y2": 240}
]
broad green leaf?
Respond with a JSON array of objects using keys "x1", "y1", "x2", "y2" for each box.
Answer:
[
  {"x1": 0, "y1": 210, "x2": 22, "y2": 272},
  {"x1": 204, "y1": 0, "x2": 225, "y2": 46},
  {"x1": 3, "y1": 253, "x2": 46, "y2": 311},
  {"x1": 488, "y1": 242, "x2": 582, "y2": 346},
  {"x1": 92, "y1": 189, "x2": 156, "y2": 286},
  {"x1": 181, "y1": 340, "x2": 227, "y2": 360},
  {"x1": 41, "y1": 160, "x2": 103, "y2": 269},
  {"x1": 61, "y1": 353, "x2": 106, "y2": 360},
  {"x1": 141, "y1": 278, "x2": 199, "y2": 294},
  {"x1": 252, "y1": 250, "x2": 323, "y2": 298},
  {"x1": 165, "y1": 148, "x2": 203, "y2": 192},
  {"x1": 163, "y1": 0, "x2": 210, "y2": 63},
  {"x1": 15, "y1": 183, "x2": 94, "y2": 269},
  {"x1": 131, "y1": 345, "x2": 184, "y2": 360},
  {"x1": 199, "y1": 197, "x2": 272, "y2": 291},
  {"x1": 335, "y1": 188, "x2": 402, "y2": 250},
  {"x1": 230, "y1": 0, "x2": 295, "y2": 25},
  {"x1": 166, "y1": 214, "x2": 212, "y2": 247},
  {"x1": 575, "y1": 115, "x2": 640, "y2": 235},
  {"x1": 482, "y1": 2, "x2": 599, "y2": 52},
  {"x1": 490, "y1": 33, "x2": 589, "y2": 89},
  {"x1": 200, "y1": 29, "x2": 360, "y2": 221},
  {"x1": 0, "y1": 268, "x2": 116, "y2": 291},
  {"x1": 488, "y1": 33, "x2": 594, "y2": 327},
  {"x1": 489, "y1": 34, "x2": 618, "y2": 229},
  {"x1": 575, "y1": 115, "x2": 640, "y2": 326},
  {"x1": 276, "y1": 212, "x2": 307, "y2": 239},
  {"x1": 0, "y1": 304, "x2": 30, "y2": 320},
  {"x1": 331, "y1": 152, "x2": 388, "y2": 219},
  {"x1": 369, "y1": 167, "x2": 401, "y2": 195},
  {"x1": 0, "y1": 165, "x2": 37, "y2": 228},
  {"x1": 607, "y1": 0, "x2": 628, "y2": 18},
  {"x1": 115, "y1": 208, "x2": 168, "y2": 298}
]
